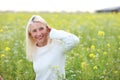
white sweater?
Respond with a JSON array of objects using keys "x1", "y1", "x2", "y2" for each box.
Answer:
[{"x1": 33, "y1": 29, "x2": 79, "y2": 80}]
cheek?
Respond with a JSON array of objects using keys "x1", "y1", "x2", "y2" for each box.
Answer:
[
  {"x1": 45, "y1": 29, "x2": 49, "y2": 34},
  {"x1": 43, "y1": 31, "x2": 49, "y2": 36},
  {"x1": 29, "y1": 33, "x2": 35, "y2": 38}
]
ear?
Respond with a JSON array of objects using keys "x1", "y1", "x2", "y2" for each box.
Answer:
[{"x1": 46, "y1": 26, "x2": 51, "y2": 32}]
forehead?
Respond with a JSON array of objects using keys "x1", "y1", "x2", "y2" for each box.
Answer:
[{"x1": 29, "y1": 22, "x2": 46, "y2": 30}]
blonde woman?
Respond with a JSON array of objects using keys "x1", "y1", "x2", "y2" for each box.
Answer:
[{"x1": 26, "y1": 15, "x2": 79, "y2": 80}]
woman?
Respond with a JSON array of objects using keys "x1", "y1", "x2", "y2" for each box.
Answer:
[{"x1": 26, "y1": 15, "x2": 79, "y2": 80}]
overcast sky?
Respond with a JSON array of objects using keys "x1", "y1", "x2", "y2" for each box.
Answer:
[{"x1": 0, "y1": 0, "x2": 120, "y2": 12}]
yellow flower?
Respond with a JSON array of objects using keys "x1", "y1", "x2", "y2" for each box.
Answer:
[
  {"x1": 5, "y1": 47, "x2": 10, "y2": 51},
  {"x1": 114, "y1": 71, "x2": 118, "y2": 74},
  {"x1": 80, "y1": 55, "x2": 83, "y2": 58},
  {"x1": 54, "y1": 65, "x2": 59, "y2": 69},
  {"x1": 91, "y1": 38, "x2": 96, "y2": 41},
  {"x1": 97, "y1": 49, "x2": 100, "y2": 52},
  {"x1": 104, "y1": 78, "x2": 107, "y2": 80},
  {"x1": 89, "y1": 53, "x2": 96, "y2": 58},
  {"x1": 93, "y1": 66, "x2": 98, "y2": 70},
  {"x1": 1, "y1": 54, "x2": 5, "y2": 57},
  {"x1": 74, "y1": 53, "x2": 79, "y2": 57},
  {"x1": 91, "y1": 45, "x2": 95, "y2": 51},
  {"x1": 81, "y1": 62, "x2": 86, "y2": 68},
  {"x1": 19, "y1": 60, "x2": 23, "y2": 63},
  {"x1": 66, "y1": 29, "x2": 70, "y2": 32},
  {"x1": 98, "y1": 31, "x2": 105, "y2": 36},
  {"x1": 86, "y1": 48, "x2": 89, "y2": 51},
  {"x1": 103, "y1": 52, "x2": 107, "y2": 55},
  {"x1": 118, "y1": 35, "x2": 120, "y2": 39},
  {"x1": 103, "y1": 70, "x2": 106, "y2": 75},
  {"x1": 107, "y1": 43, "x2": 111, "y2": 47},
  {"x1": 118, "y1": 47, "x2": 120, "y2": 50},
  {"x1": 0, "y1": 29, "x2": 3, "y2": 32},
  {"x1": 55, "y1": 14, "x2": 58, "y2": 18}
]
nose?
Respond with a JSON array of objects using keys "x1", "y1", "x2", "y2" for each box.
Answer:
[{"x1": 36, "y1": 30, "x2": 42, "y2": 36}]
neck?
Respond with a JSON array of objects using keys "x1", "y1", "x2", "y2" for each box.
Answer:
[{"x1": 36, "y1": 42, "x2": 47, "y2": 47}]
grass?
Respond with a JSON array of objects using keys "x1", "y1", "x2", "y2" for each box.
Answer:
[{"x1": 0, "y1": 12, "x2": 120, "y2": 80}]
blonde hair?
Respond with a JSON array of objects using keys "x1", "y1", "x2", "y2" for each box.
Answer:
[{"x1": 26, "y1": 15, "x2": 48, "y2": 61}]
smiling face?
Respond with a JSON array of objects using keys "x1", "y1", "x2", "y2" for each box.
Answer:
[{"x1": 29, "y1": 22, "x2": 50, "y2": 45}]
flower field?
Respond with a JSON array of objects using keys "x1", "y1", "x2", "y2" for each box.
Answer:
[{"x1": 0, "y1": 12, "x2": 120, "y2": 80}]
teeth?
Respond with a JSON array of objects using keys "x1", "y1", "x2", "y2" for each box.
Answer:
[
  {"x1": 35, "y1": 35, "x2": 43, "y2": 40},
  {"x1": 38, "y1": 36, "x2": 43, "y2": 40}
]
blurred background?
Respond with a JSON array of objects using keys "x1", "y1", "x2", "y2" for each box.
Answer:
[
  {"x1": 0, "y1": 0, "x2": 120, "y2": 80},
  {"x1": 0, "y1": 0, "x2": 120, "y2": 13}
]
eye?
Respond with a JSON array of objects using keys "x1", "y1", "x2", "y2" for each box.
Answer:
[
  {"x1": 39, "y1": 27, "x2": 44, "y2": 31},
  {"x1": 32, "y1": 29, "x2": 37, "y2": 32}
]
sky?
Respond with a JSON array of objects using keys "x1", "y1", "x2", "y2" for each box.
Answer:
[{"x1": 0, "y1": 0, "x2": 120, "y2": 12}]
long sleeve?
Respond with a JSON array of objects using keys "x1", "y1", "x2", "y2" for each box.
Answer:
[{"x1": 49, "y1": 28, "x2": 80, "y2": 51}]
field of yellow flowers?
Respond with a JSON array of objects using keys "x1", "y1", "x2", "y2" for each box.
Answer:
[{"x1": 0, "y1": 12, "x2": 120, "y2": 80}]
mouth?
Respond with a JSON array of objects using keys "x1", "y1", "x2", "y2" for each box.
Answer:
[
  {"x1": 37, "y1": 36, "x2": 43, "y2": 40},
  {"x1": 35, "y1": 35, "x2": 44, "y2": 41}
]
